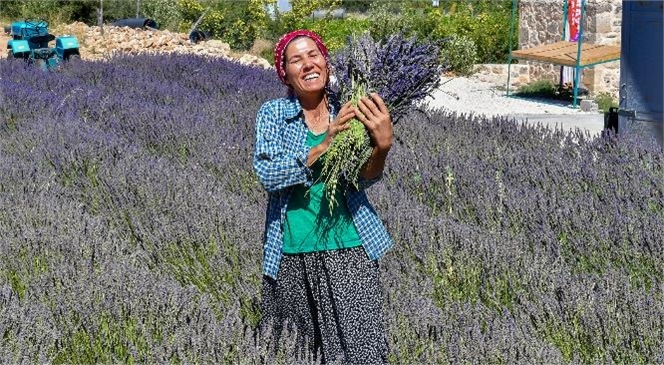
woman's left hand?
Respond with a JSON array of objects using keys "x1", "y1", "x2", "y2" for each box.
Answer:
[{"x1": 355, "y1": 93, "x2": 393, "y2": 152}]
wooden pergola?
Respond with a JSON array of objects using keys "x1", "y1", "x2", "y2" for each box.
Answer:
[{"x1": 506, "y1": 0, "x2": 622, "y2": 107}]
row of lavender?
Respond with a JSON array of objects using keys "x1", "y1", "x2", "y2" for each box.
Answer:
[{"x1": 0, "y1": 54, "x2": 662, "y2": 363}]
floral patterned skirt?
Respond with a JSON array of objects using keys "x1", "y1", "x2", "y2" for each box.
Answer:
[{"x1": 260, "y1": 247, "x2": 388, "y2": 364}]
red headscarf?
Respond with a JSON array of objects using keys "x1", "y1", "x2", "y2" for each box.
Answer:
[{"x1": 273, "y1": 29, "x2": 329, "y2": 85}]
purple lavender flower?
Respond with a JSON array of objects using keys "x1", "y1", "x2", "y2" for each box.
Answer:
[{"x1": 322, "y1": 32, "x2": 445, "y2": 207}]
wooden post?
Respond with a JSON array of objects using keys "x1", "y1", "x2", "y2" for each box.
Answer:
[{"x1": 98, "y1": 0, "x2": 104, "y2": 36}]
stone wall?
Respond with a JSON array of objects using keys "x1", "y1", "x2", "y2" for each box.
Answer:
[{"x1": 518, "y1": 0, "x2": 621, "y2": 98}]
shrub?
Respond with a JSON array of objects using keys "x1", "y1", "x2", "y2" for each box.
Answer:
[
  {"x1": 517, "y1": 79, "x2": 592, "y2": 102},
  {"x1": 367, "y1": 2, "x2": 414, "y2": 41},
  {"x1": 440, "y1": 34, "x2": 478, "y2": 75},
  {"x1": 516, "y1": 79, "x2": 558, "y2": 98},
  {"x1": 259, "y1": 46, "x2": 275, "y2": 66},
  {"x1": 0, "y1": 0, "x2": 76, "y2": 24},
  {"x1": 299, "y1": 17, "x2": 371, "y2": 53},
  {"x1": 368, "y1": 1, "x2": 513, "y2": 65},
  {"x1": 175, "y1": 0, "x2": 271, "y2": 51},
  {"x1": 594, "y1": 91, "x2": 618, "y2": 113},
  {"x1": 272, "y1": 0, "x2": 513, "y2": 63},
  {"x1": 141, "y1": 0, "x2": 181, "y2": 30},
  {"x1": 263, "y1": 0, "x2": 369, "y2": 54},
  {"x1": 176, "y1": 0, "x2": 224, "y2": 37},
  {"x1": 470, "y1": 10, "x2": 513, "y2": 63},
  {"x1": 218, "y1": 0, "x2": 272, "y2": 51}
]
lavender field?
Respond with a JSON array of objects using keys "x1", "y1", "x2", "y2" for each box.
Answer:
[{"x1": 0, "y1": 54, "x2": 663, "y2": 364}]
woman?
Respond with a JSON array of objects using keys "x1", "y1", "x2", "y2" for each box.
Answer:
[{"x1": 253, "y1": 29, "x2": 394, "y2": 364}]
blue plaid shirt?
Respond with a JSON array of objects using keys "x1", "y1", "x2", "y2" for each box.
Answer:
[{"x1": 253, "y1": 95, "x2": 394, "y2": 279}]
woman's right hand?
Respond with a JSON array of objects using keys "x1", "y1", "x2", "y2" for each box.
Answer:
[
  {"x1": 322, "y1": 101, "x2": 355, "y2": 150},
  {"x1": 307, "y1": 101, "x2": 355, "y2": 167}
]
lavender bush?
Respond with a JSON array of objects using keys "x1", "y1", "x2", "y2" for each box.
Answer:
[{"x1": 0, "y1": 53, "x2": 662, "y2": 364}]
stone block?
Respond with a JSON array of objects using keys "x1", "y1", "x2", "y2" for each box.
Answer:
[
  {"x1": 596, "y1": 15, "x2": 613, "y2": 33},
  {"x1": 580, "y1": 99, "x2": 599, "y2": 112}
]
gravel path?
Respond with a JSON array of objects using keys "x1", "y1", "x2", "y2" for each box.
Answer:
[
  {"x1": 425, "y1": 76, "x2": 596, "y2": 118},
  {"x1": 424, "y1": 76, "x2": 606, "y2": 136}
]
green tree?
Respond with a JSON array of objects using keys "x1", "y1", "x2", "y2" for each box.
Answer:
[
  {"x1": 140, "y1": 0, "x2": 181, "y2": 30},
  {"x1": 340, "y1": 0, "x2": 370, "y2": 13},
  {"x1": 269, "y1": 0, "x2": 339, "y2": 37},
  {"x1": 175, "y1": 0, "x2": 273, "y2": 50},
  {"x1": 1, "y1": 0, "x2": 70, "y2": 24},
  {"x1": 216, "y1": 0, "x2": 273, "y2": 50}
]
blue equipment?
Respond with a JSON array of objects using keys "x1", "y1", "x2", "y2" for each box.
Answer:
[{"x1": 6, "y1": 20, "x2": 80, "y2": 70}]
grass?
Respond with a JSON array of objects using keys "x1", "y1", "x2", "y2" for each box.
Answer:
[{"x1": 516, "y1": 79, "x2": 587, "y2": 101}]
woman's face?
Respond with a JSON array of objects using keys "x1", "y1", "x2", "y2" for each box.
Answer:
[{"x1": 283, "y1": 37, "x2": 328, "y2": 97}]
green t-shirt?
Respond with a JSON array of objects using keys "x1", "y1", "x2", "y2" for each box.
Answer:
[{"x1": 282, "y1": 130, "x2": 363, "y2": 254}]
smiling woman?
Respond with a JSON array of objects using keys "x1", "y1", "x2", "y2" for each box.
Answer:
[{"x1": 253, "y1": 29, "x2": 395, "y2": 364}]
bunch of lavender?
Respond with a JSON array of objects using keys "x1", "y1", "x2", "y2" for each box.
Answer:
[{"x1": 322, "y1": 33, "x2": 444, "y2": 210}]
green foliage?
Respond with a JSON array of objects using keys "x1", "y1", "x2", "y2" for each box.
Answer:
[
  {"x1": 339, "y1": 0, "x2": 371, "y2": 13},
  {"x1": 299, "y1": 17, "x2": 371, "y2": 53},
  {"x1": 440, "y1": 35, "x2": 478, "y2": 76},
  {"x1": 51, "y1": 312, "x2": 151, "y2": 364},
  {"x1": 367, "y1": 0, "x2": 513, "y2": 66},
  {"x1": 221, "y1": 0, "x2": 273, "y2": 51},
  {"x1": 141, "y1": 0, "x2": 181, "y2": 30},
  {"x1": 259, "y1": 47, "x2": 275, "y2": 66},
  {"x1": 0, "y1": 0, "x2": 73, "y2": 24},
  {"x1": 175, "y1": 0, "x2": 205, "y2": 21},
  {"x1": 471, "y1": 10, "x2": 514, "y2": 64},
  {"x1": 99, "y1": 0, "x2": 143, "y2": 23},
  {"x1": 176, "y1": 0, "x2": 223, "y2": 38},
  {"x1": 267, "y1": 0, "x2": 340, "y2": 39},
  {"x1": 1, "y1": 0, "x2": 174, "y2": 27},
  {"x1": 366, "y1": 2, "x2": 412, "y2": 41},
  {"x1": 174, "y1": 0, "x2": 272, "y2": 50},
  {"x1": 594, "y1": 91, "x2": 618, "y2": 113},
  {"x1": 516, "y1": 79, "x2": 597, "y2": 103},
  {"x1": 516, "y1": 79, "x2": 558, "y2": 98},
  {"x1": 429, "y1": 2, "x2": 513, "y2": 63},
  {"x1": 263, "y1": 0, "x2": 369, "y2": 54},
  {"x1": 285, "y1": 0, "x2": 340, "y2": 24},
  {"x1": 3, "y1": 0, "x2": 514, "y2": 65}
]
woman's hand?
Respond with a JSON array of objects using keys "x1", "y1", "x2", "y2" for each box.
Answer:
[
  {"x1": 307, "y1": 101, "x2": 355, "y2": 166},
  {"x1": 355, "y1": 93, "x2": 393, "y2": 152},
  {"x1": 354, "y1": 93, "x2": 392, "y2": 180},
  {"x1": 322, "y1": 101, "x2": 355, "y2": 149}
]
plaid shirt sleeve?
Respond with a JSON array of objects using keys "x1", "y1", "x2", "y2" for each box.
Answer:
[{"x1": 253, "y1": 101, "x2": 313, "y2": 193}]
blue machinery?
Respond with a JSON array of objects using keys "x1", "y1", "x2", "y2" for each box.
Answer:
[{"x1": 6, "y1": 20, "x2": 80, "y2": 70}]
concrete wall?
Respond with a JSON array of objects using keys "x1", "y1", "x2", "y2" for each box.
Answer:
[{"x1": 518, "y1": 0, "x2": 621, "y2": 98}]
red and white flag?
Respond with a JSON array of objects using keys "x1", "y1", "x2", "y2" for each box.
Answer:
[{"x1": 567, "y1": 0, "x2": 582, "y2": 42}]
